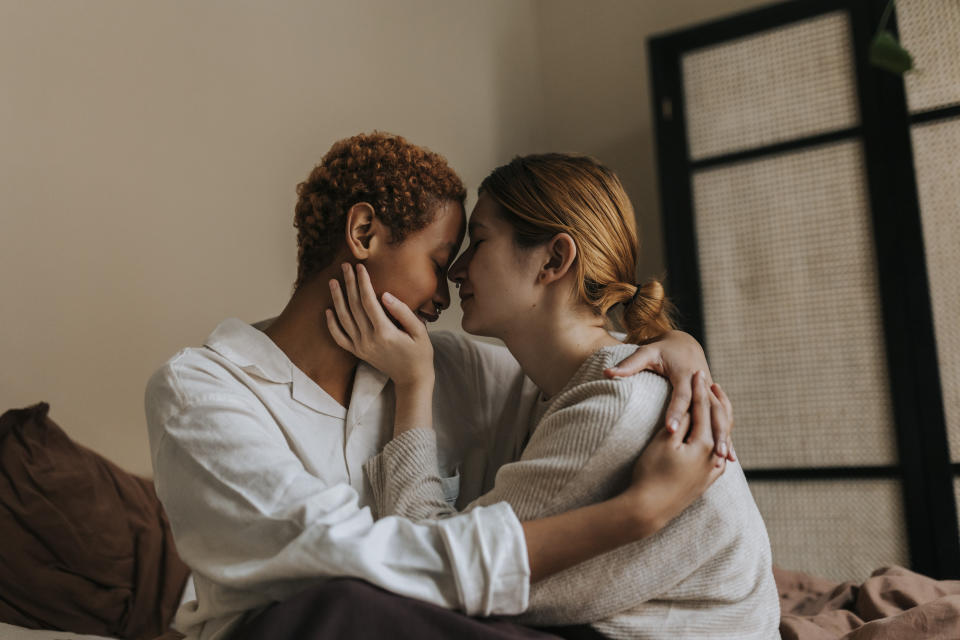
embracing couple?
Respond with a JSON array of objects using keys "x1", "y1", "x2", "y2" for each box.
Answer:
[{"x1": 145, "y1": 133, "x2": 780, "y2": 640}]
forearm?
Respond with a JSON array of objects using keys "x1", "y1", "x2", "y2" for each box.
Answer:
[
  {"x1": 393, "y1": 378, "x2": 434, "y2": 436},
  {"x1": 364, "y1": 427, "x2": 458, "y2": 521},
  {"x1": 522, "y1": 491, "x2": 659, "y2": 583}
]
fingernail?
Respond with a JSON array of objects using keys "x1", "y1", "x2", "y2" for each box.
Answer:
[
  {"x1": 383, "y1": 292, "x2": 396, "y2": 303},
  {"x1": 329, "y1": 279, "x2": 337, "y2": 290},
  {"x1": 718, "y1": 441, "x2": 728, "y2": 458},
  {"x1": 668, "y1": 418, "x2": 679, "y2": 433}
]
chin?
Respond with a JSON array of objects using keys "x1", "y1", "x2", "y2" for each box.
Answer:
[
  {"x1": 460, "y1": 314, "x2": 484, "y2": 337},
  {"x1": 460, "y1": 315, "x2": 498, "y2": 339}
]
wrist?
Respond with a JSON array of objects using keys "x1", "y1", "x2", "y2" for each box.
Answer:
[
  {"x1": 616, "y1": 488, "x2": 663, "y2": 541},
  {"x1": 394, "y1": 374, "x2": 435, "y2": 396}
]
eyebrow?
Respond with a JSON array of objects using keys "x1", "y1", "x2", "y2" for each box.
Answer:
[{"x1": 468, "y1": 220, "x2": 487, "y2": 234}]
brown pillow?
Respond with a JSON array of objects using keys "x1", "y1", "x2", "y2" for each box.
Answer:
[{"x1": 0, "y1": 403, "x2": 190, "y2": 640}]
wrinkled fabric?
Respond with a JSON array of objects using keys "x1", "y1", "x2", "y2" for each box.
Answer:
[
  {"x1": 0, "y1": 403, "x2": 189, "y2": 639},
  {"x1": 775, "y1": 565, "x2": 960, "y2": 640},
  {"x1": 145, "y1": 319, "x2": 533, "y2": 640}
]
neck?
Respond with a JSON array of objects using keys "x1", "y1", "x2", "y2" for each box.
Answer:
[
  {"x1": 264, "y1": 264, "x2": 358, "y2": 407},
  {"x1": 500, "y1": 300, "x2": 620, "y2": 398}
]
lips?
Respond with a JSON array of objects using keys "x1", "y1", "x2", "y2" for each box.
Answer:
[{"x1": 417, "y1": 311, "x2": 439, "y2": 324}]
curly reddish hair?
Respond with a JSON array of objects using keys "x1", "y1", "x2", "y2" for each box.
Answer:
[{"x1": 293, "y1": 132, "x2": 467, "y2": 289}]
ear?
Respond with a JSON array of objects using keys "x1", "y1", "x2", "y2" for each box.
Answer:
[
  {"x1": 538, "y1": 233, "x2": 578, "y2": 284},
  {"x1": 344, "y1": 202, "x2": 381, "y2": 260}
]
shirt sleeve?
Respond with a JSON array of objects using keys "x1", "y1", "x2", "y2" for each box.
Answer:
[
  {"x1": 430, "y1": 332, "x2": 540, "y2": 499},
  {"x1": 145, "y1": 360, "x2": 530, "y2": 618},
  {"x1": 364, "y1": 372, "x2": 739, "y2": 625}
]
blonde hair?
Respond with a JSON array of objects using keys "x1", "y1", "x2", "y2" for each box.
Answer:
[{"x1": 479, "y1": 153, "x2": 674, "y2": 343}]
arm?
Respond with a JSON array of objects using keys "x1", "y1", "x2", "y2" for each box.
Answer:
[
  {"x1": 330, "y1": 265, "x2": 726, "y2": 592},
  {"x1": 365, "y1": 369, "x2": 732, "y2": 624},
  {"x1": 145, "y1": 365, "x2": 527, "y2": 617},
  {"x1": 606, "y1": 330, "x2": 737, "y2": 462},
  {"x1": 521, "y1": 373, "x2": 736, "y2": 625}
]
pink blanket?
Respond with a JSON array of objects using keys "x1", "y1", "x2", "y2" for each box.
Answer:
[{"x1": 775, "y1": 565, "x2": 960, "y2": 639}]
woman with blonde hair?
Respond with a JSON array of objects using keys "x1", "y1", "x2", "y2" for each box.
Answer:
[{"x1": 330, "y1": 152, "x2": 780, "y2": 639}]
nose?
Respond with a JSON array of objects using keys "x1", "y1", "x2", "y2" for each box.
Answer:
[
  {"x1": 448, "y1": 250, "x2": 467, "y2": 287},
  {"x1": 434, "y1": 275, "x2": 451, "y2": 311}
]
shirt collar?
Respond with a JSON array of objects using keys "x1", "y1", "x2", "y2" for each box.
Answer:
[
  {"x1": 205, "y1": 318, "x2": 293, "y2": 384},
  {"x1": 203, "y1": 318, "x2": 388, "y2": 420}
]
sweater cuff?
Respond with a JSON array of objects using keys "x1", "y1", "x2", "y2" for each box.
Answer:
[{"x1": 363, "y1": 428, "x2": 451, "y2": 520}]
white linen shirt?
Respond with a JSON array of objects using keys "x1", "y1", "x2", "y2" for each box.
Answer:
[{"x1": 145, "y1": 318, "x2": 541, "y2": 640}]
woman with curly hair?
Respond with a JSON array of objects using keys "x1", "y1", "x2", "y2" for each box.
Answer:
[{"x1": 145, "y1": 133, "x2": 733, "y2": 640}]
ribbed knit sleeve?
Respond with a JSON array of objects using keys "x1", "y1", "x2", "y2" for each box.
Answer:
[
  {"x1": 364, "y1": 428, "x2": 456, "y2": 521},
  {"x1": 364, "y1": 345, "x2": 780, "y2": 639}
]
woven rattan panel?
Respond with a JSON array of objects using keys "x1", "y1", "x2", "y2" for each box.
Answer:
[
  {"x1": 910, "y1": 118, "x2": 960, "y2": 461},
  {"x1": 898, "y1": 0, "x2": 960, "y2": 113},
  {"x1": 750, "y1": 478, "x2": 908, "y2": 582},
  {"x1": 682, "y1": 11, "x2": 858, "y2": 161},
  {"x1": 692, "y1": 141, "x2": 897, "y2": 468}
]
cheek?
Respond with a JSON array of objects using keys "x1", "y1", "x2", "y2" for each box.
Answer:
[{"x1": 369, "y1": 257, "x2": 436, "y2": 305}]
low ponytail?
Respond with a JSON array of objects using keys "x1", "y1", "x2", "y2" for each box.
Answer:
[{"x1": 621, "y1": 279, "x2": 675, "y2": 344}]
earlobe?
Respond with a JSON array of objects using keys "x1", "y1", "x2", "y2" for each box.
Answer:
[{"x1": 345, "y1": 202, "x2": 377, "y2": 260}]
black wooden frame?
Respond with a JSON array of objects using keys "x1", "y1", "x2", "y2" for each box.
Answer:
[{"x1": 648, "y1": 0, "x2": 959, "y2": 579}]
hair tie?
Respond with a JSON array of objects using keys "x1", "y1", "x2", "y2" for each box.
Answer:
[{"x1": 627, "y1": 283, "x2": 643, "y2": 307}]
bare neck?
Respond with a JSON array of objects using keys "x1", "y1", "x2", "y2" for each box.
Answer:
[
  {"x1": 500, "y1": 300, "x2": 621, "y2": 399},
  {"x1": 263, "y1": 267, "x2": 358, "y2": 407}
]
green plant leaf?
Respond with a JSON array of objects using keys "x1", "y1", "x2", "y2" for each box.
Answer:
[{"x1": 869, "y1": 30, "x2": 914, "y2": 74}]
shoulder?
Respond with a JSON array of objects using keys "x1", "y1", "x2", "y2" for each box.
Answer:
[
  {"x1": 144, "y1": 345, "x2": 248, "y2": 428},
  {"x1": 546, "y1": 345, "x2": 670, "y2": 422}
]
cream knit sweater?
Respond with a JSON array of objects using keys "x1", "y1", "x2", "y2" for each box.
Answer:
[{"x1": 364, "y1": 344, "x2": 781, "y2": 639}]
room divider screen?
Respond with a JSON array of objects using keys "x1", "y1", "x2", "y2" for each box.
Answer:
[{"x1": 648, "y1": 0, "x2": 960, "y2": 581}]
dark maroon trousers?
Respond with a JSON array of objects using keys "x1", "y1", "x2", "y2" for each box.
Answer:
[{"x1": 230, "y1": 579, "x2": 608, "y2": 640}]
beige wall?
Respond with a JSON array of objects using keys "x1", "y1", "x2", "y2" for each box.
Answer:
[
  {"x1": 1, "y1": 0, "x2": 769, "y2": 475},
  {"x1": 0, "y1": 0, "x2": 544, "y2": 474}
]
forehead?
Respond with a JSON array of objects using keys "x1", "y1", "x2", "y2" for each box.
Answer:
[
  {"x1": 408, "y1": 199, "x2": 465, "y2": 248},
  {"x1": 468, "y1": 193, "x2": 502, "y2": 231}
]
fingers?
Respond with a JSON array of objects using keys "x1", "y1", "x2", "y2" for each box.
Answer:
[
  {"x1": 325, "y1": 308, "x2": 356, "y2": 353},
  {"x1": 707, "y1": 456, "x2": 727, "y2": 486},
  {"x1": 604, "y1": 344, "x2": 662, "y2": 379},
  {"x1": 381, "y1": 292, "x2": 427, "y2": 339},
  {"x1": 341, "y1": 263, "x2": 373, "y2": 334},
  {"x1": 329, "y1": 277, "x2": 359, "y2": 342},
  {"x1": 664, "y1": 372, "x2": 694, "y2": 435},
  {"x1": 709, "y1": 391, "x2": 728, "y2": 467},
  {"x1": 666, "y1": 411, "x2": 690, "y2": 447},
  {"x1": 686, "y1": 371, "x2": 712, "y2": 448},
  {"x1": 711, "y1": 383, "x2": 737, "y2": 462},
  {"x1": 356, "y1": 264, "x2": 391, "y2": 333}
]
